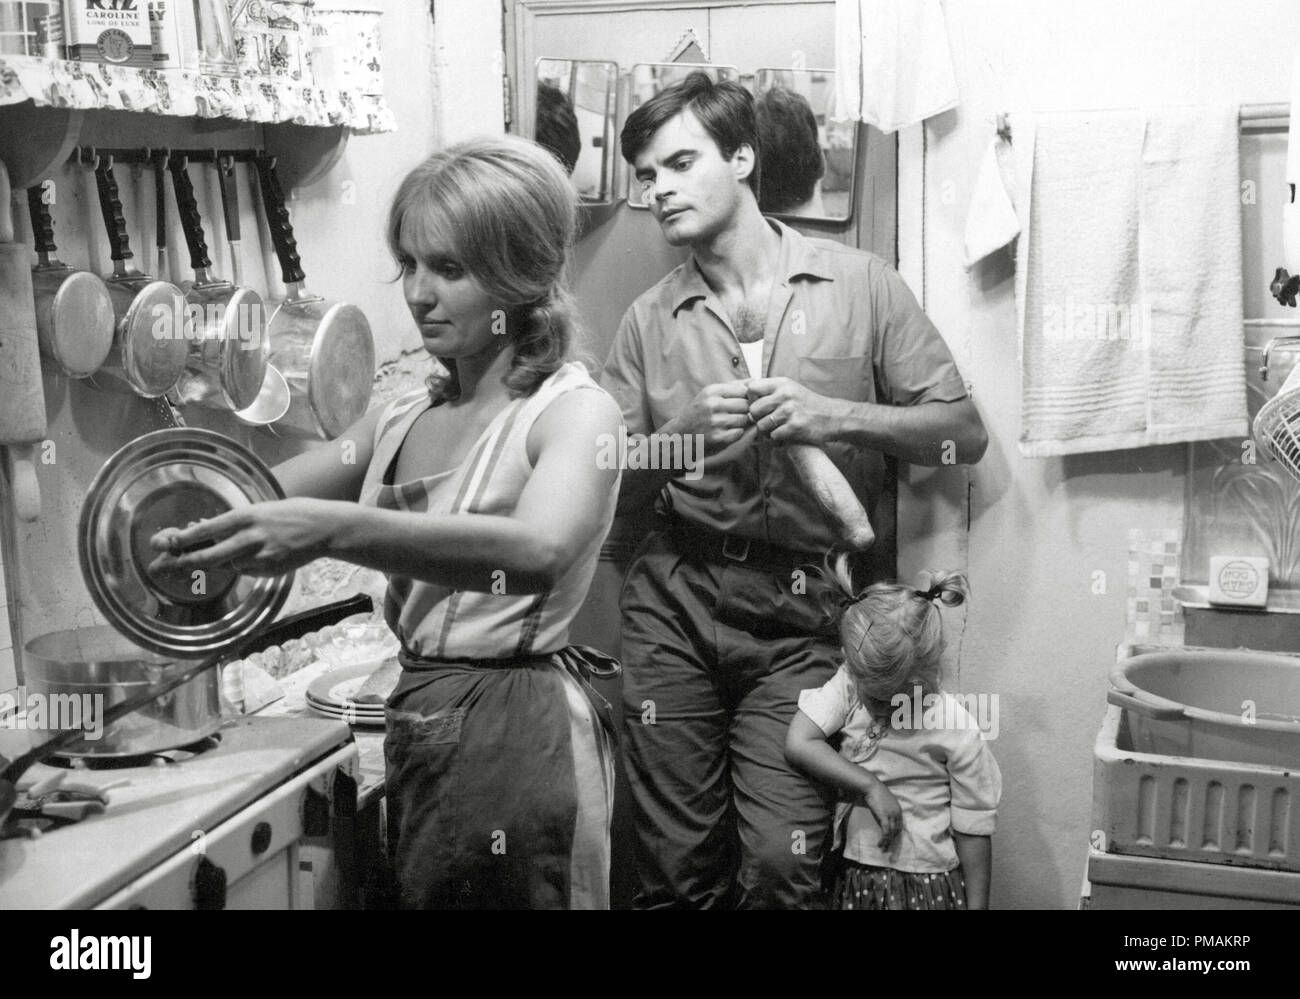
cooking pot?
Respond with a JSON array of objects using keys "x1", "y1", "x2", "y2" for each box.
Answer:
[
  {"x1": 0, "y1": 594, "x2": 372, "y2": 830},
  {"x1": 253, "y1": 154, "x2": 374, "y2": 440},
  {"x1": 1108, "y1": 647, "x2": 1300, "y2": 767},
  {"x1": 88, "y1": 158, "x2": 191, "y2": 398},
  {"x1": 168, "y1": 154, "x2": 268, "y2": 412},
  {"x1": 25, "y1": 184, "x2": 116, "y2": 379},
  {"x1": 24, "y1": 624, "x2": 221, "y2": 758}
]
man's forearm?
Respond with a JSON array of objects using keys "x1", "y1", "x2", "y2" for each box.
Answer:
[{"x1": 826, "y1": 396, "x2": 988, "y2": 466}]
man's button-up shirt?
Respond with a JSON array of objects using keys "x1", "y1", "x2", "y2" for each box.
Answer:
[{"x1": 601, "y1": 219, "x2": 969, "y2": 557}]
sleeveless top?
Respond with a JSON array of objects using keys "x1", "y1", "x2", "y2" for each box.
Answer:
[{"x1": 359, "y1": 362, "x2": 618, "y2": 661}]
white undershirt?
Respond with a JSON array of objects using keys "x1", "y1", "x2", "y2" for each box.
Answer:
[{"x1": 739, "y1": 338, "x2": 764, "y2": 377}]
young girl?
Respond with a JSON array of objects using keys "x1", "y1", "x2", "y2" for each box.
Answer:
[{"x1": 785, "y1": 556, "x2": 1001, "y2": 910}]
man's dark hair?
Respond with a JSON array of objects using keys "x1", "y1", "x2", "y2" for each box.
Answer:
[
  {"x1": 620, "y1": 71, "x2": 760, "y2": 196},
  {"x1": 755, "y1": 87, "x2": 825, "y2": 213},
  {"x1": 535, "y1": 82, "x2": 582, "y2": 176}
]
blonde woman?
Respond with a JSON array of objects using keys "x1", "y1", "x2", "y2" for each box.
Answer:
[{"x1": 152, "y1": 136, "x2": 623, "y2": 909}]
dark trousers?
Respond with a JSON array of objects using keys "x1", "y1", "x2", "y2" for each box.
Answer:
[{"x1": 619, "y1": 529, "x2": 840, "y2": 909}]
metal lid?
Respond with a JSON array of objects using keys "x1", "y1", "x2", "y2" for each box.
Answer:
[
  {"x1": 220, "y1": 287, "x2": 269, "y2": 410},
  {"x1": 120, "y1": 280, "x2": 191, "y2": 398},
  {"x1": 78, "y1": 428, "x2": 292, "y2": 659},
  {"x1": 44, "y1": 270, "x2": 116, "y2": 378},
  {"x1": 309, "y1": 303, "x2": 374, "y2": 439}
]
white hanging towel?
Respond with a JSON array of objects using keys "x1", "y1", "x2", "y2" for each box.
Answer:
[
  {"x1": 833, "y1": 0, "x2": 959, "y2": 132},
  {"x1": 963, "y1": 136, "x2": 1019, "y2": 267},
  {"x1": 1015, "y1": 107, "x2": 1247, "y2": 457}
]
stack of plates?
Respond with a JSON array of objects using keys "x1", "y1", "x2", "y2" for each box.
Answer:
[{"x1": 306, "y1": 662, "x2": 391, "y2": 728}]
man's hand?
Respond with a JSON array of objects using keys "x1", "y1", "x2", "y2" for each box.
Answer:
[
  {"x1": 746, "y1": 377, "x2": 842, "y2": 447},
  {"x1": 672, "y1": 379, "x2": 753, "y2": 454}
]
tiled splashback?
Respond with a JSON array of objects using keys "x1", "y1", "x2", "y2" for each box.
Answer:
[{"x1": 1127, "y1": 528, "x2": 1184, "y2": 645}]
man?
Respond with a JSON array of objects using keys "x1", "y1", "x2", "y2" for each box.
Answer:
[{"x1": 601, "y1": 72, "x2": 987, "y2": 909}]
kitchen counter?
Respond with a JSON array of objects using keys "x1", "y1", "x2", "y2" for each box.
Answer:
[{"x1": 251, "y1": 656, "x2": 387, "y2": 805}]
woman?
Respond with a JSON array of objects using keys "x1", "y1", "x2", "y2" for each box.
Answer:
[{"x1": 151, "y1": 135, "x2": 624, "y2": 909}]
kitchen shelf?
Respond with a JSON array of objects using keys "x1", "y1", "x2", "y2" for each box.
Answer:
[{"x1": 0, "y1": 54, "x2": 394, "y2": 134}]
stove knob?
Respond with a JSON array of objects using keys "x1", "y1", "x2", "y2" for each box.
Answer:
[
  {"x1": 193, "y1": 857, "x2": 227, "y2": 910},
  {"x1": 250, "y1": 821, "x2": 273, "y2": 855}
]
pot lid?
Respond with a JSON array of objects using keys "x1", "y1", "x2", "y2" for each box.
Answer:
[
  {"x1": 119, "y1": 281, "x2": 191, "y2": 398},
  {"x1": 78, "y1": 428, "x2": 292, "y2": 659},
  {"x1": 308, "y1": 303, "x2": 374, "y2": 439},
  {"x1": 45, "y1": 271, "x2": 115, "y2": 378}
]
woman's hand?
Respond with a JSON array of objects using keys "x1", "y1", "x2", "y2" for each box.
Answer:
[{"x1": 149, "y1": 498, "x2": 353, "y2": 577}]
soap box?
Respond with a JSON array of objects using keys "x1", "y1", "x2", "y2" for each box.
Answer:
[
  {"x1": 1208, "y1": 556, "x2": 1271, "y2": 607},
  {"x1": 65, "y1": 0, "x2": 154, "y2": 68}
]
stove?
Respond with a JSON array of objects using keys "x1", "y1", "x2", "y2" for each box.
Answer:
[{"x1": 0, "y1": 715, "x2": 358, "y2": 909}]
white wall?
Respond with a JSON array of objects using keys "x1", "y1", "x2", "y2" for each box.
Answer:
[
  {"x1": 898, "y1": 0, "x2": 1300, "y2": 908},
  {"x1": 283, "y1": 0, "x2": 504, "y2": 371}
]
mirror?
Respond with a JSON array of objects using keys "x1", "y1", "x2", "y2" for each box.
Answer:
[
  {"x1": 626, "y1": 62, "x2": 740, "y2": 208},
  {"x1": 753, "y1": 68, "x2": 856, "y2": 223},
  {"x1": 534, "y1": 58, "x2": 620, "y2": 204}
]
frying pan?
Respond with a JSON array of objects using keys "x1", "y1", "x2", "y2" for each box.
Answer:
[
  {"x1": 88, "y1": 158, "x2": 191, "y2": 398},
  {"x1": 253, "y1": 153, "x2": 374, "y2": 440},
  {"x1": 168, "y1": 154, "x2": 268, "y2": 412},
  {"x1": 25, "y1": 184, "x2": 116, "y2": 379},
  {"x1": 0, "y1": 593, "x2": 373, "y2": 832}
]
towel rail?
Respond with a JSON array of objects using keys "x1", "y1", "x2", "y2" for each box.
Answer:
[{"x1": 996, "y1": 103, "x2": 1291, "y2": 141}]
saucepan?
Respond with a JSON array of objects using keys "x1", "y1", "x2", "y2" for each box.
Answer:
[
  {"x1": 88, "y1": 158, "x2": 192, "y2": 398},
  {"x1": 253, "y1": 153, "x2": 374, "y2": 440},
  {"x1": 25, "y1": 183, "x2": 116, "y2": 380},
  {"x1": 0, "y1": 594, "x2": 372, "y2": 831},
  {"x1": 167, "y1": 153, "x2": 268, "y2": 413}
]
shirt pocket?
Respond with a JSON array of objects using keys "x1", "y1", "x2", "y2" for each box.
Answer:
[{"x1": 797, "y1": 354, "x2": 873, "y2": 402}]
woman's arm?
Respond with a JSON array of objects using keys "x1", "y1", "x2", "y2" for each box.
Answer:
[
  {"x1": 270, "y1": 406, "x2": 383, "y2": 501},
  {"x1": 953, "y1": 832, "x2": 991, "y2": 910},
  {"x1": 151, "y1": 388, "x2": 623, "y2": 593},
  {"x1": 785, "y1": 709, "x2": 901, "y2": 848}
]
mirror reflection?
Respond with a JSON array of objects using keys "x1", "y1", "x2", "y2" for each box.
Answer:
[
  {"x1": 626, "y1": 62, "x2": 740, "y2": 208},
  {"x1": 535, "y1": 58, "x2": 619, "y2": 203},
  {"x1": 754, "y1": 68, "x2": 856, "y2": 222}
]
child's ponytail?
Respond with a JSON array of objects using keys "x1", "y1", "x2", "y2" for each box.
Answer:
[{"x1": 913, "y1": 569, "x2": 969, "y2": 609}]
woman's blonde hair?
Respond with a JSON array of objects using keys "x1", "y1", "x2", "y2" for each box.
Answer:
[
  {"x1": 386, "y1": 134, "x2": 581, "y2": 400},
  {"x1": 821, "y1": 553, "x2": 968, "y2": 713}
]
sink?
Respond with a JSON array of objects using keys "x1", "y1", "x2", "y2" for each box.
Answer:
[{"x1": 1093, "y1": 704, "x2": 1300, "y2": 873}]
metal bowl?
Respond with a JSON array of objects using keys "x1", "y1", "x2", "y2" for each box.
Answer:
[{"x1": 79, "y1": 427, "x2": 292, "y2": 658}]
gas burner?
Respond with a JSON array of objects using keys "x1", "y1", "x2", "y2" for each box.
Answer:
[{"x1": 47, "y1": 732, "x2": 224, "y2": 770}]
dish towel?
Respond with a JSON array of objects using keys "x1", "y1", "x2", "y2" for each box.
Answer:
[
  {"x1": 833, "y1": 0, "x2": 959, "y2": 132},
  {"x1": 1014, "y1": 106, "x2": 1247, "y2": 457},
  {"x1": 964, "y1": 136, "x2": 1019, "y2": 267}
]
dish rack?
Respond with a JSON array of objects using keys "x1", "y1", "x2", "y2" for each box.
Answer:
[{"x1": 1093, "y1": 704, "x2": 1300, "y2": 872}]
